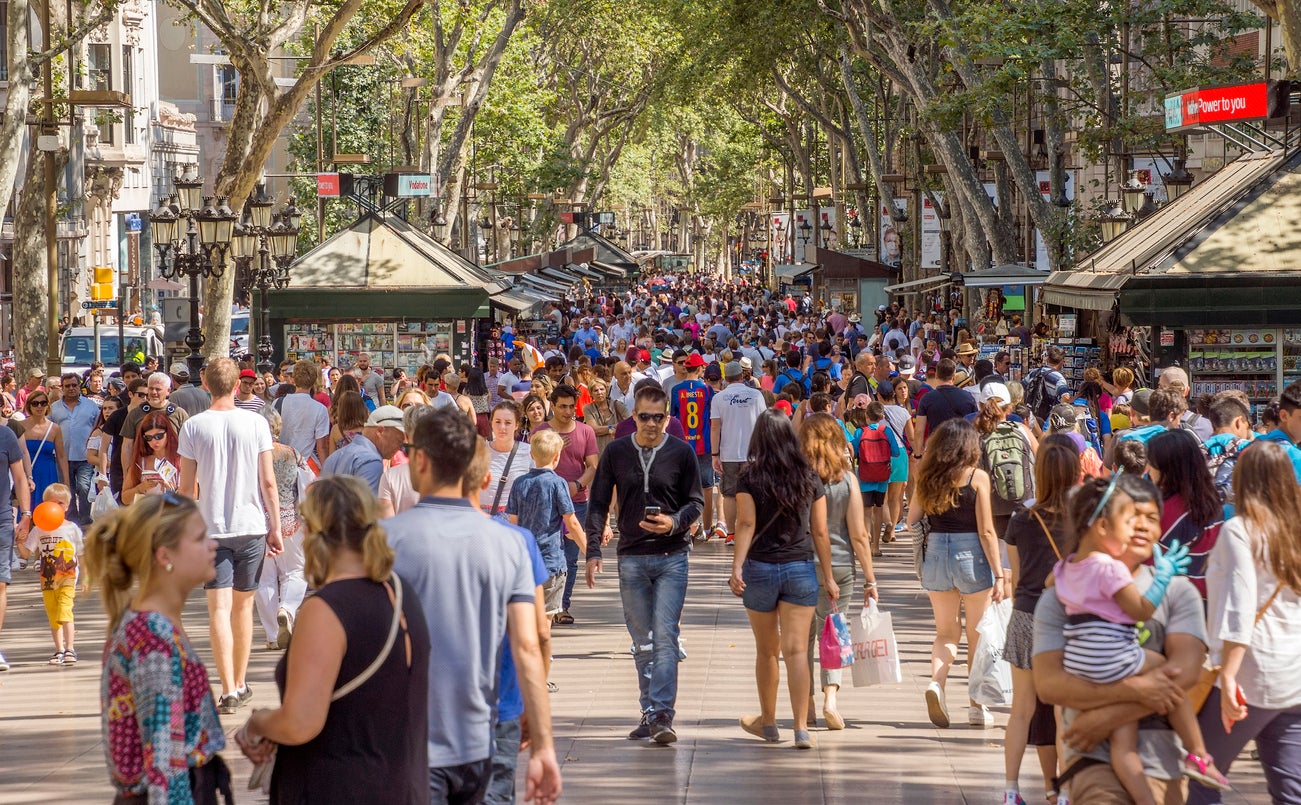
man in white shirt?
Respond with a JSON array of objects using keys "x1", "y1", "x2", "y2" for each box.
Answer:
[
  {"x1": 709, "y1": 361, "x2": 767, "y2": 541},
  {"x1": 179, "y1": 358, "x2": 281, "y2": 715},
  {"x1": 275, "y1": 360, "x2": 331, "y2": 464},
  {"x1": 497, "y1": 358, "x2": 522, "y2": 402}
]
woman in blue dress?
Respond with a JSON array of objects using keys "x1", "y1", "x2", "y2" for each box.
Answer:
[{"x1": 22, "y1": 390, "x2": 67, "y2": 504}]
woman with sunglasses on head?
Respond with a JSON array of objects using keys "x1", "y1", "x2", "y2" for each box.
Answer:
[
  {"x1": 85, "y1": 396, "x2": 121, "y2": 499},
  {"x1": 730, "y1": 409, "x2": 836, "y2": 750},
  {"x1": 22, "y1": 390, "x2": 67, "y2": 505},
  {"x1": 85, "y1": 491, "x2": 230, "y2": 803},
  {"x1": 236, "y1": 476, "x2": 430, "y2": 803},
  {"x1": 910, "y1": 417, "x2": 1004, "y2": 730},
  {"x1": 1189, "y1": 441, "x2": 1301, "y2": 804},
  {"x1": 122, "y1": 411, "x2": 182, "y2": 505}
]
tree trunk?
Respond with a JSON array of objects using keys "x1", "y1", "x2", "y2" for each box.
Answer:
[
  {"x1": 0, "y1": 0, "x2": 31, "y2": 228},
  {"x1": 13, "y1": 155, "x2": 49, "y2": 376}
]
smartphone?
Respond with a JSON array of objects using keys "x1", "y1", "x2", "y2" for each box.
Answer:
[{"x1": 643, "y1": 506, "x2": 661, "y2": 519}]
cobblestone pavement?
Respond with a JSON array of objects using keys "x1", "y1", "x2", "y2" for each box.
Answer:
[{"x1": 0, "y1": 534, "x2": 1268, "y2": 803}]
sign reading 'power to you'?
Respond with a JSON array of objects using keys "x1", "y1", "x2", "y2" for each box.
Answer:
[{"x1": 1165, "y1": 80, "x2": 1291, "y2": 131}]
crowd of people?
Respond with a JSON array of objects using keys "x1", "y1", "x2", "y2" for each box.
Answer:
[{"x1": 0, "y1": 271, "x2": 1297, "y2": 805}]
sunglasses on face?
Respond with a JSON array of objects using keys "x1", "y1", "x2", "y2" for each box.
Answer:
[
  {"x1": 29, "y1": 400, "x2": 47, "y2": 407},
  {"x1": 144, "y1": 431, "x2": 167, "y2": 442},
  {"x1": 636, "y1": 412, "x2": 666, "y2": 424}
]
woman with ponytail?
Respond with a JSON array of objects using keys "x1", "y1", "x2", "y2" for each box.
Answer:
[
  {"x1": 85, "y1": 491, "x2": 229, "y2": 803},
  {"x1": 235, "y1": 475, "x2": 431, "y2": 803}
]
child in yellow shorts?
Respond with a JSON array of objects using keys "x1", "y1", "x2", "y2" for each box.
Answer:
[{"x1": 17, "y1": 484, "x2": 85, "y2": 665}]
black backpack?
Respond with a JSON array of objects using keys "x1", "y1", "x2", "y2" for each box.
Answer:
[{"x1": 1023, "y1": 368, "x2": 1057, "y2": 423}]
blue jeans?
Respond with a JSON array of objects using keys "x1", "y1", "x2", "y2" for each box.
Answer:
[
  {"x1": 562, "y1": 501, "x2": 586, "y2": 610},
  {"x1": 618, "y1": 550, "x2": 689, "y2": 720},
  {"x1": 483, "y1": 718, "x2": 521, "y2": 805},
  {"x1": 69, "y1": 460, "x2": 94, "y2": 524}
]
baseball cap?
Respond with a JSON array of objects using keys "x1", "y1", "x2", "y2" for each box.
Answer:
[
  {"x1": 877, "y1": 305, "x2": 887, "y2": 311},
  {"x1": 26, "y1": 367, "x2": 43, "y2": 379},
  {"x1": 685, "y1": 353, "x2": 707, "y2": 369},
  {"x1": 704, "y1": 364, "x2": 722, "y2": 382},
  {"x1": 239, "y1": 369, "x2": 257, "y2": 380},
  {"x1": 169, "y1": 362, "x2": 190, "y2": 378},
  {"x1": 982, "y1": 381, "x2": 1011, "y2": 405},
  {"x1": 637, "y1": 349, "x2": 650, "y2": 362},
  {"x1": 896, "y1": 355, "x2": 916, "y2": 375},
  {"x1": 876, "y1": 379, "x2": 895, "y2": 399},
  {"x1": 1131, "y1": 388, "x2": 1153, "y2": 417},
  {"x1": 724, "y1": 361, "x2": 743, "y2": 379},
  {"x1": 365, "y1": 405, "x2": 405, "y2": 429}
]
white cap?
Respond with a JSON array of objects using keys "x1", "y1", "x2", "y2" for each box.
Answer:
[{"x1": 980, "y1": 382, "x2": 1011, "y2": 406}]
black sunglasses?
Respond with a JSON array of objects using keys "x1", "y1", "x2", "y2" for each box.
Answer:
[
  {"x1": 133, "y1": 392, "x2": 148, "y2": 399},
  {"x1": 636, "y1": 413, "x2": 666, "y2": 424},
  {"x1": 144, "y1": 431, "x2": 167, "y2": 442},
  {"x1": 29, "y1": 399, "x2": 48, "y2": 407}
]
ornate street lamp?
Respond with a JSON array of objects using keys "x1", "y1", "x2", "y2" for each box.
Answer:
[
  {"x1": 149, "y1": 166, "x2": 236, "y2": 384},
  {"x1": 797, "y1": 217, "x2": 813, "y2": 247},
  {"x1": 1162, "y1": 158, "x2": 1194, "y2": 202},
  {"x1": 1098, "y1": 200, "x2": 1133, "y2": 243},
  {"x1": 1120, "y1": 171, "x2": 1147, "y2": 215},
  {"x1": 230, "y1": 185, "x2": 301, "y2": 374},
  {"x1": 847, "y1": 213, "x2": 862, "y2": 247}
]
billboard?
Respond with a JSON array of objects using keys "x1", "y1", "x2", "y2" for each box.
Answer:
[{"x1": 1164, "y1": 81, "x2": 1290, "y2": 131}]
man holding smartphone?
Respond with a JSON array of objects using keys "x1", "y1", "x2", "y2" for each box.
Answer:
[{"x1": 584, "y1": 384, "x2": 703, "y2": 745}]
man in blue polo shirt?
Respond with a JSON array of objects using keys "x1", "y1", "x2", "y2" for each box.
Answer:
[{"x1": 385, "y1": 409, "x2": 562, "y2": 805}]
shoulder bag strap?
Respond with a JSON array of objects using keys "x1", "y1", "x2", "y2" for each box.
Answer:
[
  {"x1": 1029, "y1": 509, "x2": 1062, "y2": 561},
  {"x1": 332, "y1": 575, "x2": 406, "y2": 702},
  {"x1": 490, "y1": 441, "x2": 521, "y2": 514},
  {"x1": 1255, "y1": 583, "x2": 1284, "y2": 626}
]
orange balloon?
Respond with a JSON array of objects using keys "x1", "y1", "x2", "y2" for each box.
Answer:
[{"x1": 33, "y1": 501, "x2": 65, "y2": 532}]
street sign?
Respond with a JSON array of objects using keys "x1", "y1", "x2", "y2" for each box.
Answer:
[
  {"x1": 1164, "y1": 80, "x2": 1290, "y2": 131},
  {"x1": 383, "y1": 173, "x2": 434, "y2": 198},
  {"x1": 317, "y1": 173, "x2": 341, "y2": 197},
  {"x1": 82, "y1": 300, "x2": 117, "y2": 309}
]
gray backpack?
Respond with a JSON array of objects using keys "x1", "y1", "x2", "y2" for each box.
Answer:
[{"x1": 983, "y1": 421, "x2": 1032, "y2": 502}]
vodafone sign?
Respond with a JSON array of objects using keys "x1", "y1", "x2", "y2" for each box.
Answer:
[{"x1": 1165, "y1": 80, "x2": 1290, "y2": 131}]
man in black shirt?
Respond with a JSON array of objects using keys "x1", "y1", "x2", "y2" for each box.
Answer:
[
  {"x1": 105, "y1": 378, "x2": 146, "y2": 497},
  {"x1": 584, "y1": 384, "x2": 703, "y2": 745},
  {"x1": 915, "y1": 359, "x2": 977, "y2": 455}
]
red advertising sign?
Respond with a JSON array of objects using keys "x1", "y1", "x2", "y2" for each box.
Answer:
[
  {"x1": 316, "y1": 173, "x2": 341, "y2": 197},
  {"x1": 1165, "y1": 81, "x2": 1290, "y2": 131}
]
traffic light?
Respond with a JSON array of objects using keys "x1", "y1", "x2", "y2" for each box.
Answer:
[{"x1": 92, "y1": 266, "x2": 115, "y2": 301}]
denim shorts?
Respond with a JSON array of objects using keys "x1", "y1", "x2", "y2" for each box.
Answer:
[
  {"x1": 0, "y1": 517, "x2": 12, "y2": 585},
  {"x1": 205, "y1": 534, "x2": 267, "y2": 592},
  {"x1": 697, "y1": 454, "x2": 716, "y2": 487},
  {"x1": 742, "y1": 558, "x2": 819, "y2": 612},
  {"x1": 920, "y1": 531, "x2": 994, "y2": 594}
]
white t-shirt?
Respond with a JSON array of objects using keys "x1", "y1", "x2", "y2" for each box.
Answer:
[
  {"x1": 178, "y1": 407, "x2": 273, "y2": 539},
  {"x1": 711, "y1": 383, "x2": 767, "y2": 462},
  {"x1": 378, "y1": 464, "x2": 419, "y2": 515},
  {"x1": 479, "y1": 443, "x2": 535, "y2": 513},
  {"x1": 497, "y1": 371, "x2": 520, "y2": 396},
  {"x1": 276, "y1": 393, "x2": 330, "y2": 462}
]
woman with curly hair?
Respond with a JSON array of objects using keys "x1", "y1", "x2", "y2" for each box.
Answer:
[
  {"x1": 799, "y1": 412, "x2": 877, "y2": 731},
  {"x1": 729, "y1": 409, "x2": 836, "y2": 749},
  {"x1": 908, "y1": 418, "x2": 1005, "y2": 729}
]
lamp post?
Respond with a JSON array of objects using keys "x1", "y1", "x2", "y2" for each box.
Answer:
[
  {"x1": 1162, "y1": 158, "x2": 1194, "y2": 202},
  {"x1": 1098, "y1": 200, "x2": 1133, "y2": 243},
  {"x1": 148, "y1": 165, "x2": 236, "y2": 385},
  {"x1": 847, "y1": 213, "x2": 862, "y2": 248},
  {"x1": 1120, "y1": 171, "x2": 1147, "y2": 215},
  {"x1": 230, "y1": 183, "x2": 302, "y2": 375}
]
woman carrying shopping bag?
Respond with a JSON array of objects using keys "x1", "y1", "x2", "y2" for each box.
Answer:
[{"x1": 798, "y1": 413, "x2": 878, "y2": 730}]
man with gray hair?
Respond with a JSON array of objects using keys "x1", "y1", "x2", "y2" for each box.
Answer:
[
  {"x1": 119, "y1": 371, "x2": 189, "y2": 479},
  {"x1": 322, "y1": 404, "x2": 407, "y2": 494},
  {"x1": 1158, "y1": 366, "x2": 1211, "y2": 441}
]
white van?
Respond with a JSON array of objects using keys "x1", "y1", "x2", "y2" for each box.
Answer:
[{"x1": 60, "y1": 325, "x2": 166, "y2": 376}]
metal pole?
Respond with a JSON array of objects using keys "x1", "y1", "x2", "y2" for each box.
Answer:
[
  {"x1": 256, "y1": 246, "x2": 274, "y2": 375},
  {"x1": 184, "y1": 227, "x2": 204, "y2": 385}
]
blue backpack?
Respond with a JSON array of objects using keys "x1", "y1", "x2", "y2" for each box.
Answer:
[{"x1": 803, "y1": 357, "x2": 842, "y2": 394}]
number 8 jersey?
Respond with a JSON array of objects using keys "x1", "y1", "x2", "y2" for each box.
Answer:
[{"x1": 669, "y1": 379, "x2": 714, "y2": 457}]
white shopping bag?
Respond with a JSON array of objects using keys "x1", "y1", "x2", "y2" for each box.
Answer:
[
  {"x1": 850, "y1": 599, "x2": 903, "y2": 687},
  {"x1": 89, "y1": 474, "x2": 118, "y2": 521},
  {"x1": 969, "y1": 598, "x2": 1014, "y2": 707}
]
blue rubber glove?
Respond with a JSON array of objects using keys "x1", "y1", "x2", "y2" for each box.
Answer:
[{"x1": 1143, "y1": 540, "x2": 1191, "y2": 608}]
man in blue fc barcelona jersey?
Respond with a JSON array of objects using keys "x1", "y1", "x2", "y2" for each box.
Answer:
[{"x1": 669, "y1": 353, "x2": 717, "y2": 538}]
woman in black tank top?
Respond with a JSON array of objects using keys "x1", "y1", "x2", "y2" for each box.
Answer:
[
  {"x1": 235, "y1": 476, "x2": 431, "y2": 804},
  {"x1": 906, "y1": 419, "x2": 1006, "y2": 731}
]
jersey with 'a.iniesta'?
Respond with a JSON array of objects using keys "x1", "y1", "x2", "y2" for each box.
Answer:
[{"x1": 670, "y1": 380, "x2": 713, "y2": 457}]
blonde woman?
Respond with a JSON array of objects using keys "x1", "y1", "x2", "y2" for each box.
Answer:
[
  {"x1": 85, "y1": 492, "x2": 229, "y2": 801},
  {"x1": 799, "y1": 413, "x2": 878, "y2": 730},
  {"x1": 236, "y1": 476, "x2": 430, "y2": 802}
]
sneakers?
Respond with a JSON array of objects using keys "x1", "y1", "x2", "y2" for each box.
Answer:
[
  {"x1": 218, "y1": 694, "x2": 240, "y2": 715},
  {"x1": 708, "y1": 522, "x2": 728, "y2": 542},
  {"x1": 924, "y1": 681, "x2": 949, "y2": 728},
  {"x1": 236, "y1": 684, "x2": 254, "y2": 706},
  {"x1": 969, "y1": 704, "x2": 993, "y2": 727},
  {"x1": 276, "y1": 607, "x2": 293, "y2": 649},
  {"x1": 0, "y1": 651, "x2": 9, "y2": 672},
  {"x1": 265, "y1": 641, "x2": 279, "y2": 650},
  {"x1": 724, "y1": 533, "x2": 735, "y2": 546},
  {"x1": 63, "y1": 648, "x2": 78, "y2": 665},
  {"x1": 49, "y1": 650, "x2": 65, "y2": 665},
  {"x1": 1002, "y1": 791, "x2": 1028, "y2": 805},
  {"x1": 1183, "y1": 753, "x2": 1231, "y2": 791},
  {"x1": 649, "y1": 714, "x2": 677, "y2": 745},
  {"x1": 628, "y1": 715, "x2": 653, "y2": 740}
]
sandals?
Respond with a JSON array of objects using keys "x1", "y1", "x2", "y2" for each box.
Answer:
[
  {"x1": 553, "y1": 610, "x2": 575, "y2": 625},
  {"x1": 49, "y1": 651, "x2": 64, "y2": 665},
  {"x1": 1183, "y1": 753, "x2": 1231, "y2": 791}
]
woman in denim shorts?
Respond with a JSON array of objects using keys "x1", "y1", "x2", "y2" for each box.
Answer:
[
  {"x1": 907, "y1": 418, "x2": 1005, "y2": 730},
  {"x1": 728, "y1": 409, "x2": 836, "y2": 750}
]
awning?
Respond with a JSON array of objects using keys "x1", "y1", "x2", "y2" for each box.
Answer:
[
  {"x1": 490, "y1": 288, "x2": 551, "y2": 316},
  {"x1": 962, "y1": 264, "x2": 1049, "y2": 289},
  {"x1": 591, "y1": 260, "x2": 629, "y2": 279},
  {"x1": 1040, "y1": 270, "x2": 1128, "y2": 311},
  {"x1": 883, "y1": 274, "x2": 950, "y2": 294},
  {"x1": 775, "y1": 264, "x2": 815, "y2": 281}
]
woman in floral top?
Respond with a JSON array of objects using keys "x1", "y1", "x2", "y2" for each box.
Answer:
[{"x1": 85, "y1": 491, "x2": 226, "y2": 804}]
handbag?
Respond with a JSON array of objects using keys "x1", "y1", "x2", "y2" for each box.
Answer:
[
  {"x1": 1190, "y1": 582, "x2": 1284, "y2": 713},
  {"x1": 818, "y1": 604, "x2": 854, "y2": 670},
  {"x1": 246, "y1": 575, "x2": 407, "y2": 795}
]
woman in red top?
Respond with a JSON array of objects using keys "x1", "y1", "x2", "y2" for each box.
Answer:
[{"x1": 1145, "y1": 429, "x2": 1224, "y2": 598}]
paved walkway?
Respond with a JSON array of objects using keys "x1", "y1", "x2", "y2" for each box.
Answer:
[{"x1": 0, "y1": 534, "x2": 1268, "y2": 803}]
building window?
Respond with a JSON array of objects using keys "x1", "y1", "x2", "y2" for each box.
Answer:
[
  {"x1": 0, "y1": 4, "x2": 8, "y2": 82},
  {"x1": 88, "y1": 43, "x2": 112, "y2": 91},
  {"x1": 122, "y1": 44, "x2": 135, "y2": 144},
  {"x1": 219, "y1": 65, "x2": 238, "y2": 104}
]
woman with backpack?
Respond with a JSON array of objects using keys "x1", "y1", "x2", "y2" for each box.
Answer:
[
  {"x1": 908, "y1": 418, "x2": 1005, "y2": 729},
  {"x1": 1145, "y1": 428, "x2": 1225, "y2": 599},
  {"x1": 799, "y1": 413, "x2": 878, "y2": 731},
  {"x1": 848, "y1": 402, "x2": 902, "y2": 556},
  {"x1": 1001, "y1": 436, "x2": 1080, "y2": 805},
  {"x1": 972, "y1": 383, "x2": 1037, "y2": 540},
  {"x1": 879, "y1": 379, "x2": 915, "y2": 541}
]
